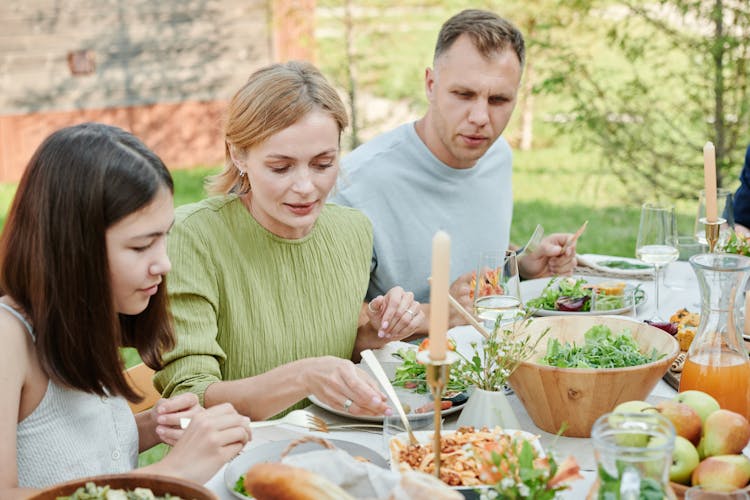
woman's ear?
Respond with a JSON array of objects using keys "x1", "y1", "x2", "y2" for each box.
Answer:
[{"x1": 228, "y1": 144, "x2": 245, "y2": 171}]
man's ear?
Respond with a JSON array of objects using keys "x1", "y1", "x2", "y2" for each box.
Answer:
[{"x1": 424, "y1": 67, "x2": 436, "y2": 101}]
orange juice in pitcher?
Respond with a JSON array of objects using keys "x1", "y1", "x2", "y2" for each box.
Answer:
[{"x1": 679, "y1": 254, "x2": 750, "y2": 419}]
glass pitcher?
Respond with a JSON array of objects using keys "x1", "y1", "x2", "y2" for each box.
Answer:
[
  {"x1": 679, "y1": 254, "x2": 750, "y2": 419},
  {"x1": 589, "y1": 412, "x2": 677, "y2": 500}
]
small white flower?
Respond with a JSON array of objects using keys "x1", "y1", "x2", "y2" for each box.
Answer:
[
  {"x1": 500, "y1": 477, "x2": 515, "y2": 489},
  {"x1": 518, "y1": 483, "x2": 530, "y2": 496}
]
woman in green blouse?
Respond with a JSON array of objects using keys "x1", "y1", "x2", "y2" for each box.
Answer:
[{"x1": 155, "y1": 62, "x2": 423, "y2": 420}]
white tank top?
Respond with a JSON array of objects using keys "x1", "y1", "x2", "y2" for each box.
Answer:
[{"x1": 2, "y1": 303, "x2": 139, "y2": 487}]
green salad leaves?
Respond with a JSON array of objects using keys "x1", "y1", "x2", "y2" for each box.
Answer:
[{"x1": 541, "y1": 325, "x2": 663, "y2": 368}]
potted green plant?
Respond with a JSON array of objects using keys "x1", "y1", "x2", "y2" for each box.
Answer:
[{"x1": 455, "y1": 315, "x2": 549, "y2": 430}]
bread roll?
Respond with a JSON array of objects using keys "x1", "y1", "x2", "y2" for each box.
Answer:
[{"x1": 243, "y1": 462, "x2": 354, "y2": 500}]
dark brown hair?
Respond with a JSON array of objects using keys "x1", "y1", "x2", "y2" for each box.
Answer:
[
  {"x1": 434, "y1": 9, "x2": 525, "y2": 67},
  {"x1": 208, "y1": 61, "x2": 348, "y2": 195},
  {"x1": 0, "y1": 122, "x2": 175, "y2": 402}
]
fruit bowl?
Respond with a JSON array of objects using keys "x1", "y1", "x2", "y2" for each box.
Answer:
[
  {"x1": 508, "y1": 315, "x2": 679, "y2": 437},
  {"x1": 27, "y1": 473, "x2": 217, "y2": 500},
  {"x1": 670, "y1": 482, "x2": 750, "y2": 499}
]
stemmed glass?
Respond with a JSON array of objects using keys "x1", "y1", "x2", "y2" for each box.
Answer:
[
  {"x1": 473, "y1": 250, "x2": 523, "y2": 328},
  {"x1": 635, "y1": 202, "x2": 679, "y2": 321}
]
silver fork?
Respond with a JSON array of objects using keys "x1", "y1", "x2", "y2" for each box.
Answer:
[{"x1": 179, "y1": 409, "x2": 328, "y2": 432}]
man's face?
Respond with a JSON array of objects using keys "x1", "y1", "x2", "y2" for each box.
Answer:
[{"x1": 423, "y1": 34, "x2": 522, "y2": 169}]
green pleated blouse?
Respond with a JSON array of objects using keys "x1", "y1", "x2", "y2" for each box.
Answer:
[{"x1": 154, "y1": 195, "x2": 373, "y2": 411}]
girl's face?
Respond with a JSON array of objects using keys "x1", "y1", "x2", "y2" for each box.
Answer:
[
  {"x1": 238, "y1": 109, "x2": 340, "y2": 239},
  {"x1": 106, "y1": 187, "x2": 174, "y2": 315}
]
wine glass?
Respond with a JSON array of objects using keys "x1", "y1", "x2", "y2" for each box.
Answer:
[
  {"x1": 636, "y1": 202, "x2": 679, "y2": 321},
  {"x1": 473, "y1": 250, "x2": 523, "y2": 328}
]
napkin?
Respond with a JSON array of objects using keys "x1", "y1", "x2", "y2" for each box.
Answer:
[
  {"x1": 282, "y1": 449, "x2": 461, "y2": 500},
  {"x1": 575, "y1": 254, "x2": 654, "y2": 281}
]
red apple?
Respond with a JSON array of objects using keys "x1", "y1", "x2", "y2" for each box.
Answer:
[
  {"x1": 703, "y1": 410, "x2": 750, "y2": 457},
  {"x1": 655, "y1": 400, "x2": 702, "y2": 446},
  {"x1": 691, "y1": 455, "x2": 750, "y2": 492}
]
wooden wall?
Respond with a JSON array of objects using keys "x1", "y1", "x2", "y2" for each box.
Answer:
[{"x1": 0, "y1": 0, "x2": 276, "y2": 181}]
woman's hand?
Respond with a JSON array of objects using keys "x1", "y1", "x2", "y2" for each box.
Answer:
[
  {"x1": 156, "y1": 403, "x2": 251, "y2": 484},
  {"x1": 304, "y1": 356, "x2": 391, "y2": 417},
  {"x1": 152, "y1": 392, "x2": 204, "y2": 446},
  {"x1": 367, "y1": 286, "x2": 423, "y2": 341}
]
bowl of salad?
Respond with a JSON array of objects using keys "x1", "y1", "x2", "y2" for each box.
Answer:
[
  {"x1": 27, "y1": 473, "x2": 217, "y2": 500},
  {"x1": 508, "y1": 315, "x2": 679, "y2": 438}
]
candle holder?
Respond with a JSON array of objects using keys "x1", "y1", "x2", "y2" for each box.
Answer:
[
  {"x1": 417, "y1": 350, "x2": 458, "y2": 480},
  {"x1": 700, "y1": 216, "x2": 726, "y2": 253}
]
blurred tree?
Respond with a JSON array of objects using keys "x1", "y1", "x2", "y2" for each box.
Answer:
[{"x1": 541, "y1": 0, "x2": 750, "y2": 200}]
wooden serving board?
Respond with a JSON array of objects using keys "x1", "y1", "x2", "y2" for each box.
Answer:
[{"x1": 664, "y1": 340, "x2": 750, "y2": 391}]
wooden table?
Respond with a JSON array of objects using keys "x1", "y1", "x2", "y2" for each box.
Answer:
[{"x1": 204, "y1": 258, "x2": 702, "y2": 499}]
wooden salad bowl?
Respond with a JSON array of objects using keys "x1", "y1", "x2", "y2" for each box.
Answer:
[
  {"x1": 27, "y1": 473, "x2": 217, "y2": 500},
  {"x1": 508, "y1": 315, "x2": 679, "y2": 437}
]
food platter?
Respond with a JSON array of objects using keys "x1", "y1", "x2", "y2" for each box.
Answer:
[
  {"x1": 521, "y1": 276, "x2": 647, "y2": 317},
  {"x1": 225, "y1": 438, "x2": 388, "y2": 499},
  {"x1": 309, "y1": 358, "x2": 466, "y2": 423},
  {"x1": 389, "y1": 428, "x2": 545, "y2": 498}
]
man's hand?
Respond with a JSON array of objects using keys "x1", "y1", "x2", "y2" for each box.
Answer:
[
  {"x1": 518, "y1": 233, "x2": 577, "y2": 279},
  {"x1": 448, "y1": 270, "x2": 474, "y2": 328}
]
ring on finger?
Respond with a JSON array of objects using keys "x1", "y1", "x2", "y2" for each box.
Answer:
[{"x1": 343, "y1": 399, "x2": 353, "y2": 412}]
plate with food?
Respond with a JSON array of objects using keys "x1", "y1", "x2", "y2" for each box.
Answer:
[
  {"x1": 225, "y1": 436, "x2": 388, "y2": 499},
  {"x1": 523, "y1": 276, "x2": 646, "y2": 316},
  {"x1": 389, "y1": 426, "x2": 580, "y2": 498},
  {"x1": 309, "y1": 340, "x2": 469, "y2": 423}
]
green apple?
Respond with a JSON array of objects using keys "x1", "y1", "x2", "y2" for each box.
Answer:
[
  {"x1": 703, "y1": 409, "x2": 750, "y2": 457},
  {"x1": 691, "y1": 455, "x2": 750, "y2": 492},
  {"x1": 669, "y1": 436, "x2": 701, "y2": 484},
  {"x1": 610, "y1": 400, "x2": 659, "y2": 447},
  {"x1": 674, "y1": 390, "x2": 721, "y2": 425}
]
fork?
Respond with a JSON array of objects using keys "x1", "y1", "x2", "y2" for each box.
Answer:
[{"x1": 179, "y1": 409, "x2": 329, "y2": 432}]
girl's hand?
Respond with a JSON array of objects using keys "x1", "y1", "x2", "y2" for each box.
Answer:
[{"x1": 153, "y1": 392, "x2": 204, "y2": 446}]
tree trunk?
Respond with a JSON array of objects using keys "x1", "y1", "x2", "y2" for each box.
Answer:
[
  {"x1": 518, "y1": 58, "x2": 535, "y2": 151},
  {"x1": 712, "y1": 0, "x2": 725, "y2": 187},
  {"x1": 344, "y1": 0, "x2": 359, "y2": 150}
]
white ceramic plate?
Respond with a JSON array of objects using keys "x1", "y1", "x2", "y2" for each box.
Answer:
[
  {"x1": 522, "y1": 276, "x2": 647, "y2": 317},
  {"x1": 578, "y1": 254, "x2": 655, "y2": 277},
  {"x1": 389, "y1": 429, "x2": 545, "y2": 497},
  {"x1": 225, "y1": 438, "x2": 388, "y2": 499},
  {"x1": 309, "y1": 359, "x2": 466, "y2": 423}
]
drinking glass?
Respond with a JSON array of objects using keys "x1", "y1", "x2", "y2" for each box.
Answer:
[
  {"x1": 473, "y1": 250, "x2": 523, "y2": 328},
  {"x1": 382, "y1": 412, "x2": 432, "y2": 458},
  {"x1": 665, "y1": 235, "x2": 708, "y2": 291},
  {"x1": 635, "y1": 203, "x2": 679, "y2": 321},
  {"x1": 694, "y1": 188, "x2": 735, "y2": 247},
  {"x1": 590, "y1": 286, "x2": 638, "y2": 318}
]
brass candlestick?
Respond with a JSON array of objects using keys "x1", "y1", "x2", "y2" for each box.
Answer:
[
  {"x1": 417, "y1": 350, "x2": 457, "y2": 480},
  {"x1": 700, "y1": 216, "x2": 725, "y2": 253}
]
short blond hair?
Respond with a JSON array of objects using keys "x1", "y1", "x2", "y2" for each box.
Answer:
[{"x1": 208, "y1": 61, "x2": 349, "y2": 195}]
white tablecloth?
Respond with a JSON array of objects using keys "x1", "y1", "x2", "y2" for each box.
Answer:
[{"x1": 204, "y1": 258, "x2": 699, "y2": 499}]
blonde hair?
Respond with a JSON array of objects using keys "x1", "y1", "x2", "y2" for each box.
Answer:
[{"x1": 208, "y1": 61, "x2": 349, "y2": 195}]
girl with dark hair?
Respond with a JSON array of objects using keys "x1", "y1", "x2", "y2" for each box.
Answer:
[{"x1": 0, "y1": 123, "x2": 250, "y2": 498}]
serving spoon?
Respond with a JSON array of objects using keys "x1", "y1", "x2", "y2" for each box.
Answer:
[{"x1": 360, "y1": 349, "x2": 418, "y2": 445}]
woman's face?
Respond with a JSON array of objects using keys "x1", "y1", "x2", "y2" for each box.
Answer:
[
  {"x1": 106, "y1": 187, "x2": 174, "y2": 315},
  {"x1": 239, "y1": 109, "x2": 340, "y2": 239}
]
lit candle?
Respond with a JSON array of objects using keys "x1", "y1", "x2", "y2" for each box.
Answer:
[
  {"x1": 704, "y1": 141, "x2": 718, "y2": 222},
  {"x1": 429, "y1": 230, "x2": 450, "y2": 361}
]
